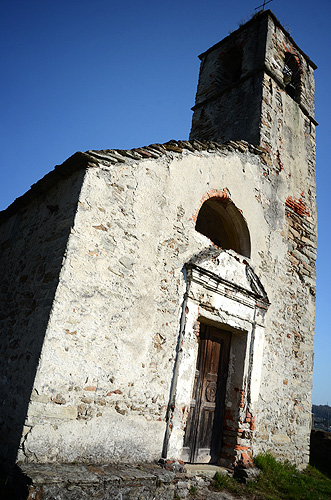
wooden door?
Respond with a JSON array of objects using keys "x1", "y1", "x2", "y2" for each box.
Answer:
[{"x1": 183, "y1": 324, "x2": 231, "y2": 463}]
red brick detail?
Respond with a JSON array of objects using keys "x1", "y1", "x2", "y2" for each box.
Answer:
[
  {"x1": 193, "y1": 320, "x2": 201, "y2": 338},
  {"x1": 289, "y1": 53, "x2": 303, "y2": 72},
  {"x1": 285, "y1": 196, "x2": 310, "y2": 217},
  {"x1": 240, "y1": 452, "x2": 254, "y2": 466},
  {"x1": 282, "y1": 46, "x2": 302, "y2": 68},
  {"x1": 244, "y1": 409, "x2": 255, "y2": 430},
  {"x1": 190, "y1": 188, "x2": 230, "y2": 223},
  {"x1": 239, "y1": 386, "x2": 245, "y2": 408},
  {"x1": 234, "y1": 445, "x2": 250, "y2": 451}
]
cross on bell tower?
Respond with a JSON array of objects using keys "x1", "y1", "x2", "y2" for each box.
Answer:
[{"x1": 255, "y1": 0, "x2": 273, "y2": 11}]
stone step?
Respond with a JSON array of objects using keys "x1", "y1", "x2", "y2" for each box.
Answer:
[{"x1": 2, "y1": 462, "x2": 248, "y2": 500}]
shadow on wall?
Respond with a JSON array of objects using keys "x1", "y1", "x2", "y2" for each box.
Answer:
[{"x1": 0, "y1": 168, "x2": 85, "y2": 471}]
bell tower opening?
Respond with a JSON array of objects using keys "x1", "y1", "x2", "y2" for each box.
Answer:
[
  {"x1": 217, "y1": 46, "x2": 243, "y2": 91},
  {"x1": 283, "y1": 52, "x2": 302, "y2": 102}
]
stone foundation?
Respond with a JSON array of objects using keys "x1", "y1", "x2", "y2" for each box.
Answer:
[{"x1": 4, "y1": 463, "x2": 241, "y2": 500}]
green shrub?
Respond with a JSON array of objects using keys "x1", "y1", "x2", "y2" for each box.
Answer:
[
  {"x1": 212, "y1": 471, "x2": 230, "y2": 490},
  {"x1": 251, "y1": 453, "x2": 331, "y2": 500}
]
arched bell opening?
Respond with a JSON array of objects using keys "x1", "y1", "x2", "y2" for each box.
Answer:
[{"x1": 283, "y1": 52, "x2": 302, "y2": 102}]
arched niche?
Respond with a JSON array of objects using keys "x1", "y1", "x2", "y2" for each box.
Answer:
[{"x1": 195, "y1": 196, "x2": 251, "y2": 258}]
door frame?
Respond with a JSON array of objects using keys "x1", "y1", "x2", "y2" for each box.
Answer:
[{"x1": 163, "y1": 250, "x2": 269, "y2": 467}]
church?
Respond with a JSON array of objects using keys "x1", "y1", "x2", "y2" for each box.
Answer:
[{"x1": 0, "y1": 9, "x2": 317, "y2": 470}]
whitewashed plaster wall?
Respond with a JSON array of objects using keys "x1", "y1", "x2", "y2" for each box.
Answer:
[{"x1": 5, "y1": 139, "x2": 315, "y2": 468}]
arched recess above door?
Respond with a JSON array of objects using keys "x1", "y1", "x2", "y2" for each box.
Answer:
[{"x1": 195, "y1": 195, "x2": 251, "y2": 258}]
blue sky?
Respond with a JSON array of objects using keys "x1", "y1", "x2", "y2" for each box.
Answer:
[{"x1": 1, "y1": 0, "x2": 330, "y2": 405}]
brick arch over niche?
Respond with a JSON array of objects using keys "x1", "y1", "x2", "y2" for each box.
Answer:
[{"x1": 195, "y1": 191, "x2": 251, "y2": 258}]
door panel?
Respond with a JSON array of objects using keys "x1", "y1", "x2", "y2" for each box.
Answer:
[{"x1": 183, "y1": 324, "x2": 231, "y2": 463}]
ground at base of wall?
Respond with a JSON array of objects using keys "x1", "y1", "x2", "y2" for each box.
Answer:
[
  {"x1": 1, "y1": 462, "x2": 250, "y2": 500},
  {"x1": 2, "y1": 458, "x2": 331, "y2": 500}
]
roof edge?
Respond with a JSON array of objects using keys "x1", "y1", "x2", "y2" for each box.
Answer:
[
  {"x1": 0, "y1": 140, "x2": 269, "y2": 224},
  {"x1": 0, "y1": 151, "x2": 92, "y2": 224}
]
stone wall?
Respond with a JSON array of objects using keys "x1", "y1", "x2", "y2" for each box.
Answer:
[
  {"x1": 0, "y1": 164, "x2": 86, "y2": 464},
  {"x1": 0, "y1": 135, "x2": 316, "y2": 468}
]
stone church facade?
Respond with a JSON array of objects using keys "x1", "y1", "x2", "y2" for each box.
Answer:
[{"x1": 0, "y1": 10, "x2": 317, "y2": 469}]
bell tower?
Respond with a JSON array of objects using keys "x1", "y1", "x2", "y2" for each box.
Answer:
[
  {"x1": 190, "y1": 9, "x2": 317, "y2": 170},
  {"x1": 189, "y1": 10, "x2": 318, "y2": 469}
]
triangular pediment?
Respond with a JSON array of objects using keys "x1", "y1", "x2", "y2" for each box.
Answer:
[{"x1": 186, "y1": 248, "x2": 269, "y2": 305}]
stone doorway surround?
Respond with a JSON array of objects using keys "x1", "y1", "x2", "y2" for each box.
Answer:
[{"x1": 163, "y1": 248, "x2": 270, "y2": 467}]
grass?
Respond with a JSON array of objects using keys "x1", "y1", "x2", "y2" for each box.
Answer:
[
  {"x1": 210, "y1": 453, "x2": 331, "y2": 500},
  {"x1": 212, "y1": 471, "x2": 247, "y2": 496}
]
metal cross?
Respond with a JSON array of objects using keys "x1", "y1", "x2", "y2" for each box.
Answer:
[{"x1": 255, "y1": 0, "x2": 273, "y2": 11}]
